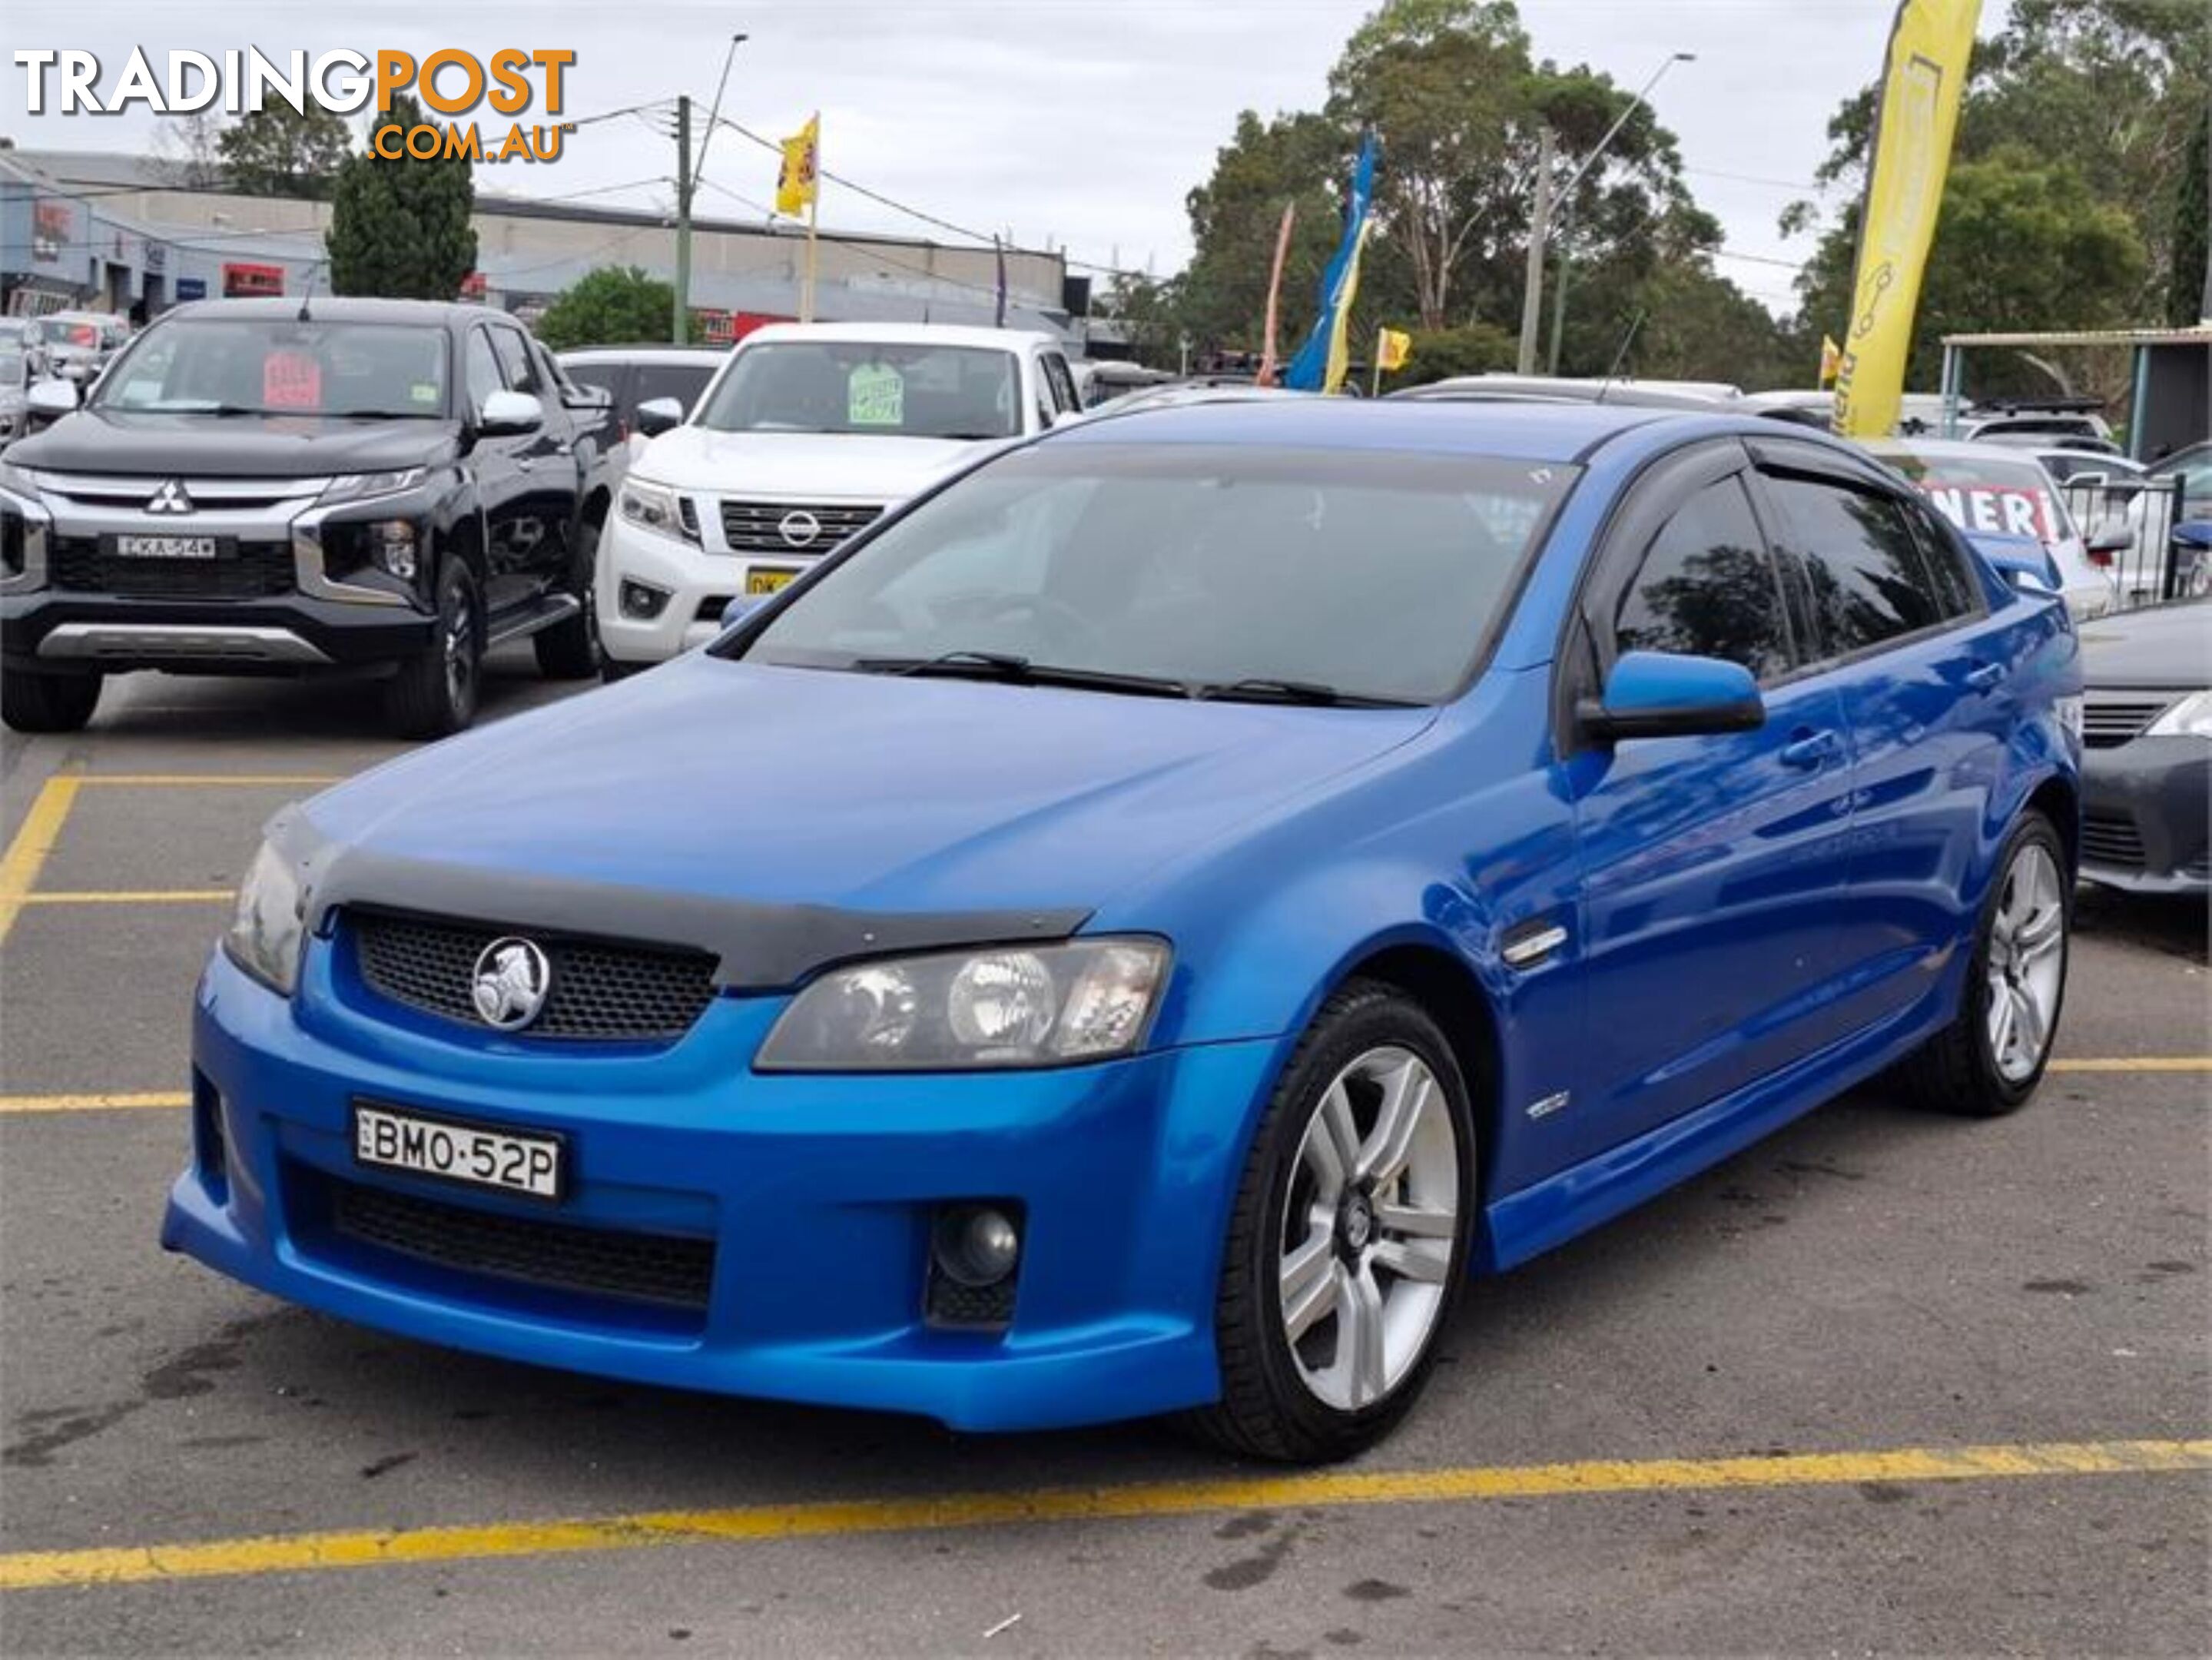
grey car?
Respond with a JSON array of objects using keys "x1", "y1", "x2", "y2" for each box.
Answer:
[{"x1": 2077, "y1": 599, "x2": 2211, "y2": 895}]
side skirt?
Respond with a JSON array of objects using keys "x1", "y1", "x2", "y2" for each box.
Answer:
[{"x1": 1475, "y1": 973, "x2": 1960, "y2": 1275}]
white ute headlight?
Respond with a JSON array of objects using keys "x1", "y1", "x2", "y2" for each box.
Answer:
[
  {"x1": 2145, "y1": 692, "x2": 2212, "y2": 739},
  {"x1": 618, "y1": 478, "x2": 696, "y2": 543},
  {"x1": 224, "y1": 838, "x2": 310, "y2": 995},
  {"x1": 758, "y1": 938, "x2": 1169, "y2": 1071}
]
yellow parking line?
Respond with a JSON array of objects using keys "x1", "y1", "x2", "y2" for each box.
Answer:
[
  {"x1": 0, "y1": 1436, "x2": 2201, "y2": 1592},
  {"x1": 0, "y1": 1092, "x2": 188, "y2": 1115},
  {"x1": 69, "y1": 774, "x2": 340, "y2": 788},
  {"x1": 0, "y1": 775, "x2": 82, "y2": 948},
  {"x1": 2049, "y1": 1057, "x2": 2212, "y2": 1073},
  {"x1": 16, "y1": 890, "x2": 233, "y2": 905}
]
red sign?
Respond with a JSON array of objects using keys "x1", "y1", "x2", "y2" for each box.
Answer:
[
  {"x1": 262, "y1": 350, "x2": 323, "y2": 410},
  {"x1": 459, "y1": 271, "x2": 488, "y2": 299},
  {"x1": 222, "y1": 263, "x2": 286, "y2": 298}
]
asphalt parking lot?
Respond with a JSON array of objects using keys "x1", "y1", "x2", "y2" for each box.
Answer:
[{"x1": 2, "y1": 659, "x2": 2206, "y2": 1657}]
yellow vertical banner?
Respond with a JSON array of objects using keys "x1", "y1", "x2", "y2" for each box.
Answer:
[{"x1": 1832, "y1": 0, "x2": 1982, "y2": 439}]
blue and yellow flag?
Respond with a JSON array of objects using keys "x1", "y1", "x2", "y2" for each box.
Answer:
[{"x1": 1285, "y1": 133, "x2": 1378, "y2": 393}]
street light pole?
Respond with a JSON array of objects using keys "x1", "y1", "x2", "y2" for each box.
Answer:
[
  {"x1": 673, "y1": 33, "x2": 747, "y2": 346},
  {"x1": 1517, "y1": 50, "x2": 1693, "y2": 377}
]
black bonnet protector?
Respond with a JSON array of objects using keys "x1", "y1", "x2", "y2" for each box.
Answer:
[{"x1": 269, "y1": 810, "x2": 1093, "y2": 992}]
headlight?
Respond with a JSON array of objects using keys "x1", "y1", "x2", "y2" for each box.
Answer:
[
  {"x1": 224, "y1": 838, "x2": 310, "y2": 996},
  {"x1": 619, "y1": 478, "x2": 697, "y2": 543},
  {"x1": 321, "y1": 468, "x2": 426, "y2": 505},
  {"x1": 0, "y1": 460, "x2": 41, "y2": 503},
  {"x1": 757, "y1": 938, "x2": 1170, "y2": 1071},
  {"x1": 2146, "y1": 691, "x2": 2212, "y2": 739}
]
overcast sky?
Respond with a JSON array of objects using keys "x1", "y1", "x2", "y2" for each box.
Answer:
[{"x1": 2, "y1": 0, "x2": 1963, "y2": 314}]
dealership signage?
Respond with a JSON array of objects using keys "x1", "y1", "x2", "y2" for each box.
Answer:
[{"x1": 12, "y1": 46, "x2": 579, "y2": 164}]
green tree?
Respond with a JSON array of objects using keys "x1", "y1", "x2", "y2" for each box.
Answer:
[
  {"x1": 1385, "y1": 320, "x2": 1517, "y2": 387},
  {"x1": 533, "y1": 267, "x2": 677, "y2": 351},
  {"x1": 1796, "y1": 149, "x2": 2147, "y2": 393},
  {"x1": 216, "y1": 102, "x2": 350, "y2": 198},
  {"x1": 1176, "y1": 111, "x2": 1349, "y2": 356},
  {"x1": 2169, "y1": 101, "x2": 2209, "y2": 324},
  {"x1": 327, "y1": 97, "x2": 478, "y2": 300}
]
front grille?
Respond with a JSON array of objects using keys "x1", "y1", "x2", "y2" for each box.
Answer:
[
  {"x1": 2081, "y1": 694, "x2": 2174, "y2": 749},
  {"x1": 717, "y1": 499, "x2": 881, "y2": 556},
  {"x1": 50, "y1": 536, "x2": 294, "y2": 598},
  {"x1": 2081, "y1": 810, "x2": 2146, "y2": 869},
  {"x1": 331, "y1": 1179, "x2": 715, "y2": 1310},
  {"x1": 351, "y1": 911, "x2": 718, "y2": 1041}
]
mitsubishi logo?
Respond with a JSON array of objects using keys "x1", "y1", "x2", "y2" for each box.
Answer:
[{"x1": 145, "y1": 479, "x2": 195, "y2": 515}]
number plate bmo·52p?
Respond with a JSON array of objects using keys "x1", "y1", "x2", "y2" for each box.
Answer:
[{"x1": 351, "y1": 1101, "x2": 565, "y2": 1201}]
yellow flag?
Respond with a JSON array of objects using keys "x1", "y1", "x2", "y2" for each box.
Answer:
[
  {"x1": 1832, "y1": 0, "x2": 1982, "y2": 437},
  {"x1": 1377, "y1": 327, "x2": 1412, "y2": 372},
  {"x1": 1322, "y1": 222, "x2": 1369, "y2": 393},
  {"x1": 776, "y1": 114, "x2": 820, "y2": 216},
  {"x1": 1819, "y1": 334, "x2": 1842, "y2": 387}
]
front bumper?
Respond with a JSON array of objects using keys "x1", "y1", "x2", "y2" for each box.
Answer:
[
  {"x1": 2081, "y1": 735, "x2": 2209, "y2": 894},
  {"x1": 163, "y1": 945, "x2": 1282, "y2": 1432},
  {"x1": 4, "y1": 590, "x2": 436, "y2": 675},
  {"x1": 595, "y1": 513, "x2": 819, "y2": 666}
]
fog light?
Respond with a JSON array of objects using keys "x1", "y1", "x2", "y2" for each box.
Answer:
[
  {"x1": 368, "y1": 519, "x2": 417, "y2": 579},
  {"x1": 619, "y1": 579, "x2": 671, "y2": 620},
  {"x1": 934, "y1": 1204, "x2": 1020, "y2": 1286}
]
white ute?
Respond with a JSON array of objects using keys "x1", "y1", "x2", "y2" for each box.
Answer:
[{"x1": 597, "y1": 322, "x2": 1084, "y2": 673}]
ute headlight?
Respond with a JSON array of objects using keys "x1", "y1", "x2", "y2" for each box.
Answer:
[
  {"x1": 224, "y1": 838, "x2": 310, "y2": 996},
  {"x1": 757, "y1": 938, "x2": 1170, "y2": 1071},
  {"x1": 2145, "y1": 691, "x2": 2212, "y2": 739},
  {"x1": 0, "y1": 460, "x2": 41, "y2": 503},
  {"x1": 321, "y1": 468, "x2": 426, "y2": 505},
  {"x1": 619, "y1": 478, "x2": 698, "y2": 543}
]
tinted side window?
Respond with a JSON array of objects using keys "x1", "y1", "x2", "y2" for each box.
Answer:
[
  {"x1": 1613, "y1": 476, "x2": 1792, "y2": 683},
  {"x1": 1043, "y1": 353, "x2": 1079, "y2": 414},
  {"x1": 1902, "y1": 498, "x2": 1980, "y2": 620},
  {"x1": 563, "y1": 361, "x2": 622, "y2": 400},
  {"x1": 463, "y1": 330, "x2": 504, "y2": 414},
  {"x1": 634, "y1": 362, "x2": 714, "y2": 413},
  {"x1": 1765, "y1": 475, "x2": 1943, "y2": 656},
  {"x1": 488, "y1": 327, "x2": 541, "y2": 393}
]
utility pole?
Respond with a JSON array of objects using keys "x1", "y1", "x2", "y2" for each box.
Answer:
[
  {"x1": 672, "y1": 94, "x2": 692, "y2": 344},
  {"x1": 1516, "y1": 127, "x2": 1555, "y2": 375}
]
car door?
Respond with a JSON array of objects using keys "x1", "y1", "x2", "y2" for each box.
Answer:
[
  {"x1": 459, "y1": 326, "x2": 532, "y2": 612},
  {"x1": 1749, "y1": 446, "x2": 2015, "y2": 1039},
  {"x1": 1554, "y1": 441, "x2": 1860, "y2": 1161},
  {"x1": 484, "y1": 324, "x2": 577, "y2": 614}
]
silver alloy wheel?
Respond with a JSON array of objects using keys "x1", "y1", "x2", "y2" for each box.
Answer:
[
  {"x1": 1985, "y1": 841, "x2": 2065, "y2": 1083},
  {"x1": 1278, "y1": 1044, "x2": 1460, "y2": 1412},
  {"x1": 444, "y1": 599, "x2": 475, "y2": 709}
]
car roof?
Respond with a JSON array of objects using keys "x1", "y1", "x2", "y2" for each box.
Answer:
[
  {"x1": 556, "y1": 346, "x2": 729, "y2": 363},
  {"x1": 161, "y1": 297, "x2": 499, "y2": 328},
  {"x1": 1047, "y1": 396, "x2": 1723, "y2": 463},
  {"x1": 1860, "y1": 436, "x2": 2057, "y2": 465},
  {"x1": 738, "y1": 321, "x2": 1054, "y2": 351}
]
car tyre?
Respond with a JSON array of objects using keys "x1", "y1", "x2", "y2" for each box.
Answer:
[
  {"x1": 1895, "y1": 810, "x2": 2069, "y2": 1117},
  {"x1": 386, "y1": 560, "x2": 482, "y2": 739},
  {"x1": 534, "y1": 521, "x2": 602, "y2": 680},
  {"x1": 1187, "y1": 979, "x2": 1475, "y2": 1463},
  {"x1": 1, "y1": 667, "x2": 102, "y2": 734},
  {"x1": 599, "y1": 656, "x2": 643, "y2": 685}
]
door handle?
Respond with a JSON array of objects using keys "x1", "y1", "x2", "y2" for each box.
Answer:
[
  {"x1": 1966, "y1": 662, "x2": 2005, "y2": 690},
  {"x1": 1779, "y1": 729, "x2": 1842, "y2": 769}
]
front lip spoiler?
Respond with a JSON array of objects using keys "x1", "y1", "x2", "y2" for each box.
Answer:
[{"x1": 37, "y1": 621, "x2": 333, "y2": 664}]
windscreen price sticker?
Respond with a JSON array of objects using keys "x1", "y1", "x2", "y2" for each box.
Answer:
[
  {"x1": 1922, "y1": 485, "x2": 2058, "y2": 543},
  {"x1": 847, "y1": 363, "x2": 904, "y2": 427}
]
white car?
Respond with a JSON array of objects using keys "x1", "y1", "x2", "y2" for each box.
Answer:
[
  {"x1": 1863, "y1": 437, "x2": 2119, "y2": 622},
  {"x1": 598, "y1": 322, "x2": 1084, "y2": 673}
]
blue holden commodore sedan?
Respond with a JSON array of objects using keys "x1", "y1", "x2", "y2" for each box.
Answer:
[{"x1": 165, "y1": 400, "x2": 2082, "y2": 1462}]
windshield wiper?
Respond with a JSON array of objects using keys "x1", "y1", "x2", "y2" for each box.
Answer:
[
  {"x1": 1195, "y1": 678, "x2": 1420, "y2": 709},
  {"x1": 852, "y1": 651, "x2": 1193, "y2": 699},
  {"x1": 325, "y1": 408, "x2": 436, "y2": 420}
]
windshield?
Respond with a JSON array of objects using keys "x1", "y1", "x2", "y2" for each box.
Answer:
[
  {"x1": 91, "y1": 319, "x2": 450, "y2": 417},
  {"x1": 1879, "y1": 448, "x2": 2077, "y2": 544},
  {"x1": 735, "y1": 443, "x2": 1575, "y2": 704},
  {"x1": 696, "y1": 341, "x2": 1020, "y2": 440}
]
